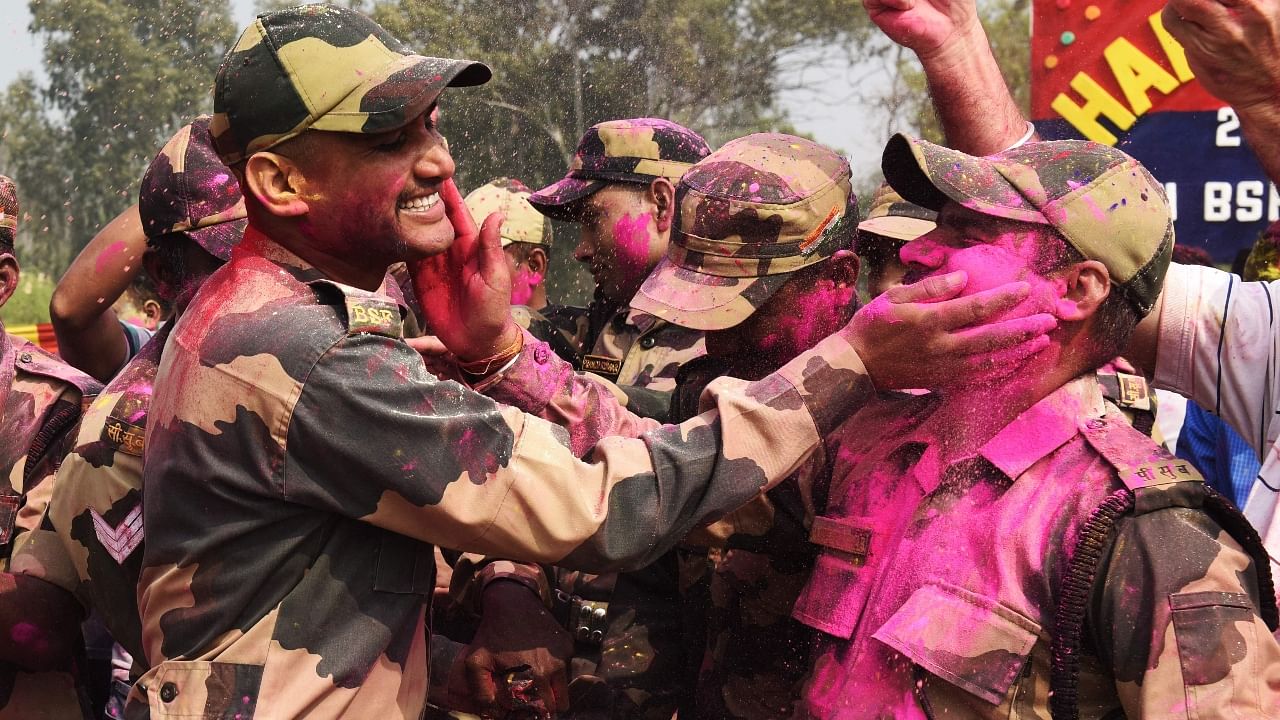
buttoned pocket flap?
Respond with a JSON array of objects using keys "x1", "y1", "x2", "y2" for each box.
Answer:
[
  {"x1": 148, "y1": 660, "x2": 262, "y2": 718},
  {"x1": 872, "y1": 583, "x2": 1040, "y2": 705}
]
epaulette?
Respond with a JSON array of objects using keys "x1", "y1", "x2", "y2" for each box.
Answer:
[
  {"x1": 1053, "y1": 412, "x2": 1277, "y2": 720},
  {"x1": 311, "y1": 279, "x2": 404, "y2": 339},
  {"x1": 1077, "y1": 412, "x2": 1203, "y2": 514},
  {"x1": 11, "y1": 336, "x2": 103, "y2": 399}
]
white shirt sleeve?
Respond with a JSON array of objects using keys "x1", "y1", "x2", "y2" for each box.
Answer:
[{"x1": 1154, "y1": 262, "x2": 1280, "y2": 547}]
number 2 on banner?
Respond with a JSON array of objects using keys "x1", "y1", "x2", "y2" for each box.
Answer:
[{"x1": 1217, "y1": 107, "x2": 1241, "y2": 148}]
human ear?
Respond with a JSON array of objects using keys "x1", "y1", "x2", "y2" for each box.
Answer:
[
  {"x1": 527, "y1": 247, "x2": 548, "y2": 276},
  {"x1": 0, "y1": 253, "x2": 18, "y2": 309},
  {"x1": 649, "y1": 178, "x2": 676, "y2": 233},
  {"x1": 242, "y1": 152, "x2": 309, "y2": 218},
  {"x1": 1054, "y1": 260, "x2": 1110, "y2": 321},
  {"x1": 142, "y1": 299, "x2": 165, "y2": 330}
]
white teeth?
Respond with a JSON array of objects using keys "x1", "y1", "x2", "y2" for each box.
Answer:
[{"x1": 398, "y1": 194, "x2": 440, "y2": 212}]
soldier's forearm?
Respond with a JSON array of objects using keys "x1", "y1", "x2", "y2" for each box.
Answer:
[
  {"x1": 921, "y1": 23, "x2": 1032, "y2": 155},
  {"x1": 478, "y1": 331, "x2": 663, "y2": 455}
]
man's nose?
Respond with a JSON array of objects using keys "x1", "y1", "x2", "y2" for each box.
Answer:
[
  {"x1": 412, "y1": 132, "x2": 455, "y2": 182},
  {"x1": 899, "y1": 236, "x2": 941, "y2": 268},
  {"x1": 573, "y1": 233, "x2": 594, "y2": 264}
]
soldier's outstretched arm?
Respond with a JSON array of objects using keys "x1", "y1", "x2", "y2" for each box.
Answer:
[
  {"x1": 1091, "y1": 508, "x2": 1280, "y2": 716},
  {"x1": 286, "y1": 311, "x2": 870, "y2": 573},
  {"x1": 865, "y1": 0, "x2": 1032, "y2": 154}
]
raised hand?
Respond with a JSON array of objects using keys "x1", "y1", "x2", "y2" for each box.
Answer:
[
  {"x1": 864, "y1": 0, "x2": 981, "y2": 61},
  {"x1": 409, "y1": 178, "x2": 520, "y2": 362},
  {"x1": 1161, "y1": 0, "x2": 1280, "y2": 112}
]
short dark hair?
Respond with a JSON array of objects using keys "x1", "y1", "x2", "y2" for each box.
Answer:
[{"x1": 504, "y1": 240, "x2": 550, "y2": 263}]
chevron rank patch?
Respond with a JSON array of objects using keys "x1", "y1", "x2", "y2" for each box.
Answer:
[{"x1": 91, "y1": 503, "x2": 144, "y2": 565}]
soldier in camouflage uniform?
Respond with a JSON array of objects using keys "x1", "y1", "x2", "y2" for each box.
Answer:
[
  {"x1": 449, "y1": 133, "x2": 862, "y2": 720},
  {"x1": 529, "y1": 118, "x2": 709, "y2": 399},
  {"x1": 20, "y1": 117, "x2": 247, "y2": 718},
  {"x1": 131, "y1": 6, "x2": 984, "y2": 718},
  {"x1": 0, "y1": 175, "x2": 103, "y2": 719},
  {"x1": 464, "y1": 178, "x2": 586, "y2": 363},
  {"x1": 789, "y1": 135, "x2": 1280, "y2": 718},
  {"x1": 635, "y1": 133, "x2": 860, "y2": 720},
  {"x1": 855, "y1": 184, "x2": 937, "y2": 299}
]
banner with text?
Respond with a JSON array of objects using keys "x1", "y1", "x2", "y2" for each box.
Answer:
[{"x1": 1032, "y1": 0, "x2": 1272, "y2": 263}]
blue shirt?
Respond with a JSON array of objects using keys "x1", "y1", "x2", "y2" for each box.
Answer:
[{"x1": 1176, "y1": 401, "x2": 1261, "y2": 509}]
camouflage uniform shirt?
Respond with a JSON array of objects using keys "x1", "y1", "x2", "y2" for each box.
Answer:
[
  {"x1": 580, "y1": 295, "x2": 704, "y2": 394},
  {"x1": 130, "y1": 229, "x2": 865, "y2": 719},
  {"x1": 2, "y1": 330, "x2": 101, "y2": 719},
  {"x1": 793, "y1": 375, "x2": 1280, "y2": 718},
  {"x1": 38, "y1": 325, "x2": 172, "y2": 668}
]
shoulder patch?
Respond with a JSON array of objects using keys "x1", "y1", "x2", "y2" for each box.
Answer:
[
  {"x1": 345, "y1": 295, "x2": 402, "y2": 337},
  {"x1": 581, "y1": 354, "x2": 623, "y2": 379},
  {"x1": 1079, "y1": 412, "x2": 1204, "y2": 493},
  {"x1": 101, "y1": 415, "x2": 146, "y2": 457},
  {"x1": 90, "y1": 502, "x2": 143, "y2": 564}
]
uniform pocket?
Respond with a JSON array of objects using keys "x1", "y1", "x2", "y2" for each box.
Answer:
[
  {"x1": 373, "y1": 531, "x2": 436, "y2": 595},
  {"x1": 872, "y1": 582, "x2": 1040, "y2": 705},
  {"x1": 1170, "y1": 591, "x2": 1255, "y2": 686},
  {"x1": 145, "y1": 660, "x2": 262, "y2": 719}
]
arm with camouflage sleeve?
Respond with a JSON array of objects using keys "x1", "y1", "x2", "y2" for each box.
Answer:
[
  {"x1": 1090, "y1": 505, "x2": 1280, "y2": 717},
  {"x1": 284, "y1": 327, "x2": 865, "y2": 572}
]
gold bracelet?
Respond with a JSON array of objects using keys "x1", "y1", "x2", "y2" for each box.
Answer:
[{"x1": 457, "y1": 331, "x2": 525, "y2": 377}]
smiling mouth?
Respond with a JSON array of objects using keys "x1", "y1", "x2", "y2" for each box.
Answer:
[{"x1": 398, "y1": 193, "x2": 440, "y2": 213}]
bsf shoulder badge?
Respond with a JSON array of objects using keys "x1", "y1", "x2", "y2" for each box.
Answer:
[
  {"x1": 345, "y1": 296, "x2": 403, "y2": 338},
  {"x1": 101, "y1": 416, "x2": 146, "y2": 457}
]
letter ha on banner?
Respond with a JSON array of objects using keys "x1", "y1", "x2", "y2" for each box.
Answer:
[{"x1": 1031, "y1": 0, "x2": 1275, "y2": 262}]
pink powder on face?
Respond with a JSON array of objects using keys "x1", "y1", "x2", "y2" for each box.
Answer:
[
  {"x1": 509, "y1": 267, "x2": 543, "y2": 306},
  {"x1": 95, "y1": 240, "x2": 129, "y2": 274},
  {"x1": 611, "y1": 213, "x2": 655, "y2": 282}
]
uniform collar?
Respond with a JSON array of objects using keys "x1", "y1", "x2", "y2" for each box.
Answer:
[
  {"x1": 977, "y1": 374, "x2": 1107, "y2": 480},
  {"x1": 238, "y1": 227, "x2": 402, "y2": 300}
]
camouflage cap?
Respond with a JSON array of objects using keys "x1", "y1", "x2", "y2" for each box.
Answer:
[
  {"x1": 883, "y1": 133, "x2": 1172, "y2": 315},
  {"x1": 211, "y1": 3, "x2": 491, "y2": 164},
  {"x1": 630, "y1": 133, "x2": 856, "y2": 331},
  {"x1": 856, "y1": 183, "x2": 937, "y2": 245},
  {"x1": 465, "y1": 178, "x2": 552, "y2": 248},
  {"x1": 0, "y1": 175, "x2": 16, "y2": 250},
  {"x1": 529, "y1": 118, "x2": 710, "y2": 220},
  {"x1": 139, "y1": 116, "x2": 247, "y2": 261}
]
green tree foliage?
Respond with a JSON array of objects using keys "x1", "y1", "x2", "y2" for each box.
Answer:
[
  {"x1": 372, "y1": 0, "x2": 871, "y2": 302},
  {"x1": 373, "y1": 0, "x2": 871, "y2": 192},
  {"x1": 0, "y1": 0, "x2": 236, "y2": 273}
]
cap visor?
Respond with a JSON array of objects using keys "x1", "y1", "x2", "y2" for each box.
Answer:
[
  {"x1": 881, "y1": 134, "x2": 1048, "y2": 226},
  {"x1": 311, "y1": 56, "x2": 491, "y2": 136},
  {"x1": 630, "y1": 257, "x2": 792, "y2": 332},
  {"x1": 856, "y1": 215, "x2": 936, "y2": 242},
  {"x1": 528, "y1": 178, "x2": 605, "y2": 220},
  {"x1": 187, "y1": 218, "x2": 247, "y2": 262}
]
